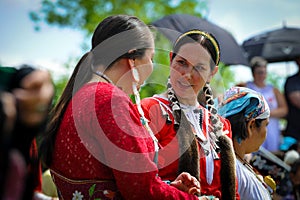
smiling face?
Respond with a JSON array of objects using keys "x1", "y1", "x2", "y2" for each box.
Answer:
[{"x1": 170, "y1": 42, "x2": 216, "y2": 105}]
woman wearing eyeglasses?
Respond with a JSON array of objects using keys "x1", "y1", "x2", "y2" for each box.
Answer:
[{"x1": 141, "y1": 30, "x2": 239, "y2": 200}]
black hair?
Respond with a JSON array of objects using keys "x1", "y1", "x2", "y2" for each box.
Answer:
[
  {"x1": 40, "y1": 15, "x2": 153, "y2": 167},
  {"x1": 227, "y1": 108, "x2": 265, "y2": 141},
  {"x1": 171, "y1": 31, "x2": 220, "y2": 70}
]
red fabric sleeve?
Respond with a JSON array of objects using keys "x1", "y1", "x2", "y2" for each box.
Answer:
[{"x1": 72, "y1": 84, "x2": 198, "y2": 200}]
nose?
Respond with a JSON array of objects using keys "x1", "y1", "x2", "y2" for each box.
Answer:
[{"x1": 182, "y1": 65, "x2": 193, "y2": 79}]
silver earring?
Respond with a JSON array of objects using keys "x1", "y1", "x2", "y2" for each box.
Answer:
[{"x1": 132, "y1": 68, "x2": 140, "y2": 82}]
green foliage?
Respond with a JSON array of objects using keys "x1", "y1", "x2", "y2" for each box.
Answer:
[
  {"x1": 51, "y1": 74, "x2": 69, "y2": 106},
  {"x1": 267, "y1": 72, "x2": 285, "y2": 92},
  {"x1": 140, "y1": 31, "x2": 172, "y2": 98},
  {"x1": 29, "y1": 0, "x2": 240, "y2": 100},
  {"x1": 210, "y1": 64, "x2": 236, "y2": 96},
  {"x1": 30, "y1": 0, "x2": 207, "y2": 34}
]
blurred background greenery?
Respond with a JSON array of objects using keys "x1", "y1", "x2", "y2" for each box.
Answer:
[{"x1": 27, "y1": 0, "x2": 283, "y2": 104}]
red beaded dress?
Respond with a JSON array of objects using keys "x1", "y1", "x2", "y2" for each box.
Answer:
[{"x1": 50, "y1": 82, "x2": 199, "y2": 200}]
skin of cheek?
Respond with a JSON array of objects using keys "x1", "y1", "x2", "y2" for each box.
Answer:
[{"x1": 170, "y1": 43, "x2": 214, "y2": 100}]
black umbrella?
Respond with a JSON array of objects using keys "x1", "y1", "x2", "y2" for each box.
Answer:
[
  {"x1": 242, "y1": 26, "x2": 300, "y2": 63},
  {"x1": 152, "y1": 14, "x2": 249, "y2": 66}
]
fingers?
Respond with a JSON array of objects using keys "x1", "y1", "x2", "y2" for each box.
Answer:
[
  {"x1": 190, "y1": 175, "x2": 200, "y2": 188},
  {"x1": 170, "y1": 180, "x2": 182, "y2": 188},
  {"x1": 178, "y1": 172, "x2": 200, "y2": 188},
  {"x1": 188, "y1": 187, "x2": 201, "y2": 195}
]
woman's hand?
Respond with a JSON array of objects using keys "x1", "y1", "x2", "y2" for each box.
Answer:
[{"x1": 170, "y1": 172, "x2": 201, "y2": 195}]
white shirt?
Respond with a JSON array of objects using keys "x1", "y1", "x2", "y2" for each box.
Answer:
[{"x1": 236, "y1": 159, "x2": 272, "y2": 200}]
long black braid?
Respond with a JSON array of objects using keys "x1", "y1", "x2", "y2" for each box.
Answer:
[
  {"x1": 203, "y1": 82, "x2": 236, "y2": 200},
  {"x1": 167, "y1": 79, "x2": 200, "y2": 181}
]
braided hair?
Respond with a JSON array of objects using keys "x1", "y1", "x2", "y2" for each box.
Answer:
[
  {"x1": 169, "y1": 30, "x2": 236, "y2": 199},
  {"x1": 203, "y1": 83, "x2": 236, "y2": 200}
]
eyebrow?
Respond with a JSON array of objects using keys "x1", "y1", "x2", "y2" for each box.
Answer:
[{"x1": 176, "y1": 55, "x2": 204, "y2": 67}]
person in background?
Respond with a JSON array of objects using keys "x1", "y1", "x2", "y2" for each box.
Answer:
[
  {"x1": 141, "y1": 30, "x2": 239, "y2": 199},
  {"x1": 0, "y1": 65, "x2": 55, "y2": 200},
  {"x1": 282, "y1": 57, "x2": 300, "y2": 151},
  {"x1": 39, "y1": 15, "x2": 206, "y2": 200},
  {"x1": 217, "y1": 86, "x2": 275, "y2": 200},
  {"x1": 238, "y1": 56, "x2": 287, "y2": 153}
]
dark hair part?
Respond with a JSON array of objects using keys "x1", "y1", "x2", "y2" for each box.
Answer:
[
  {"x1": 39, "y1": 15, "x2": 153, "y2": 167},
  {"x1": 226, "y1": 109, "x2": 265, "y2": 141},
  {"x1": 171, "y1": 30, "x2": 220, "y2": 70}
]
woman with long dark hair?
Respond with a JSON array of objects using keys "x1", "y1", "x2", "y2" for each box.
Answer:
[{"x1": 39, "y1": 15, "x2": 203, "y2": 200}]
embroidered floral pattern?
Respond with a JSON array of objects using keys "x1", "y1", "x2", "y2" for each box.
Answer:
[
  {"x1": 71, "y1": 184, "x2": 116, "y2": 200},
  {"x1": 72, "y1": 190, "x2": 84, "y2": 200}
]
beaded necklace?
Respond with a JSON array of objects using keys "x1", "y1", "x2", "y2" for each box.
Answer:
[{"x1": 93, "y1": 71, "x2": 113, "y2": 84}]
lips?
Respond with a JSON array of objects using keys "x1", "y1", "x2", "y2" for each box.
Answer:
[{"x1": 177, "y1": 79, "x2": 193, "y2": 89}]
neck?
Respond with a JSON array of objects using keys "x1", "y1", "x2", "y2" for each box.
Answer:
[
  {"x1": 233, "y1": 140, "x2": 246, "y2": 159},
  {"x1": 253, "y1": 80, "x2": 265, "y2": 88},
  {"x1": 89, "y1": 71, "x2": 113, "y2": 84},
  {"x1": 163, "y1": 91, "x2": 198, "y2": 106},
  {"x1": 177, "y1": 95, "x2": 198, "y2": 106}
]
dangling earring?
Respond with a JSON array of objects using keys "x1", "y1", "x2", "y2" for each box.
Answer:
[
  {"x1": 132, "y1": 68, "x2": 159, "y2": 164},
  {"x1": 132, "y1": 67, "x2": 140, "y2": 83},
  {"x1": 237, "y1": 137, "x2": 242, "y2": 144}
]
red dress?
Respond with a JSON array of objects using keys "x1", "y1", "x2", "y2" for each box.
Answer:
[
  {"x1": 51, "y1": 82, "x2": 199, "y2": 200},
  {"x1": 141, "y1": 96, "x2": 240, "y2": 199}
]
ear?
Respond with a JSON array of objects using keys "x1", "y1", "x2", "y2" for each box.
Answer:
[
  {"x1": 127, "y1": 49, "x2": 136, "y2": 69},
  {"x1": 246, "y1": 119, "x2": 256, "y2": 137},
  {"x1": 207, "y1": 66, "x2": 218, "y2": 82},
  {"x1": 127, "y1": 58, "x2": 135, "y2": 69},
  {"x1": 169, "y1": 52, "x2": 173, "y2": 63}
]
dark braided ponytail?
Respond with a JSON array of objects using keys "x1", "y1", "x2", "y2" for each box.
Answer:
[
  {"x1": 167, "y1": 79, "x2": 200, "y2": 180},
  {"x1": 203, "y1": 82, "x2": 236, "y2": 200}
]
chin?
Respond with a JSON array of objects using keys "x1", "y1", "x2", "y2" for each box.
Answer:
[{"x1": 175, "y1": 88, "x2": 196, "y2": 99}]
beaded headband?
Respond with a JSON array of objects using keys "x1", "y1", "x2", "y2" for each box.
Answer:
[{"x1": 174, "y1": 30, "x2": 220, "y2": 66}]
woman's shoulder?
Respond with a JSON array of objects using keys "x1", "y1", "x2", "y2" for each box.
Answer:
[
  {"x1": 141, "y1": 95, "x2": 169, "y2": 109},
  {"x1": 142, "y1": 95, "x2": 168, "y2": 103},
  {"x1": 75, "y1": 82, "x2": 131, "y2": 108}
]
